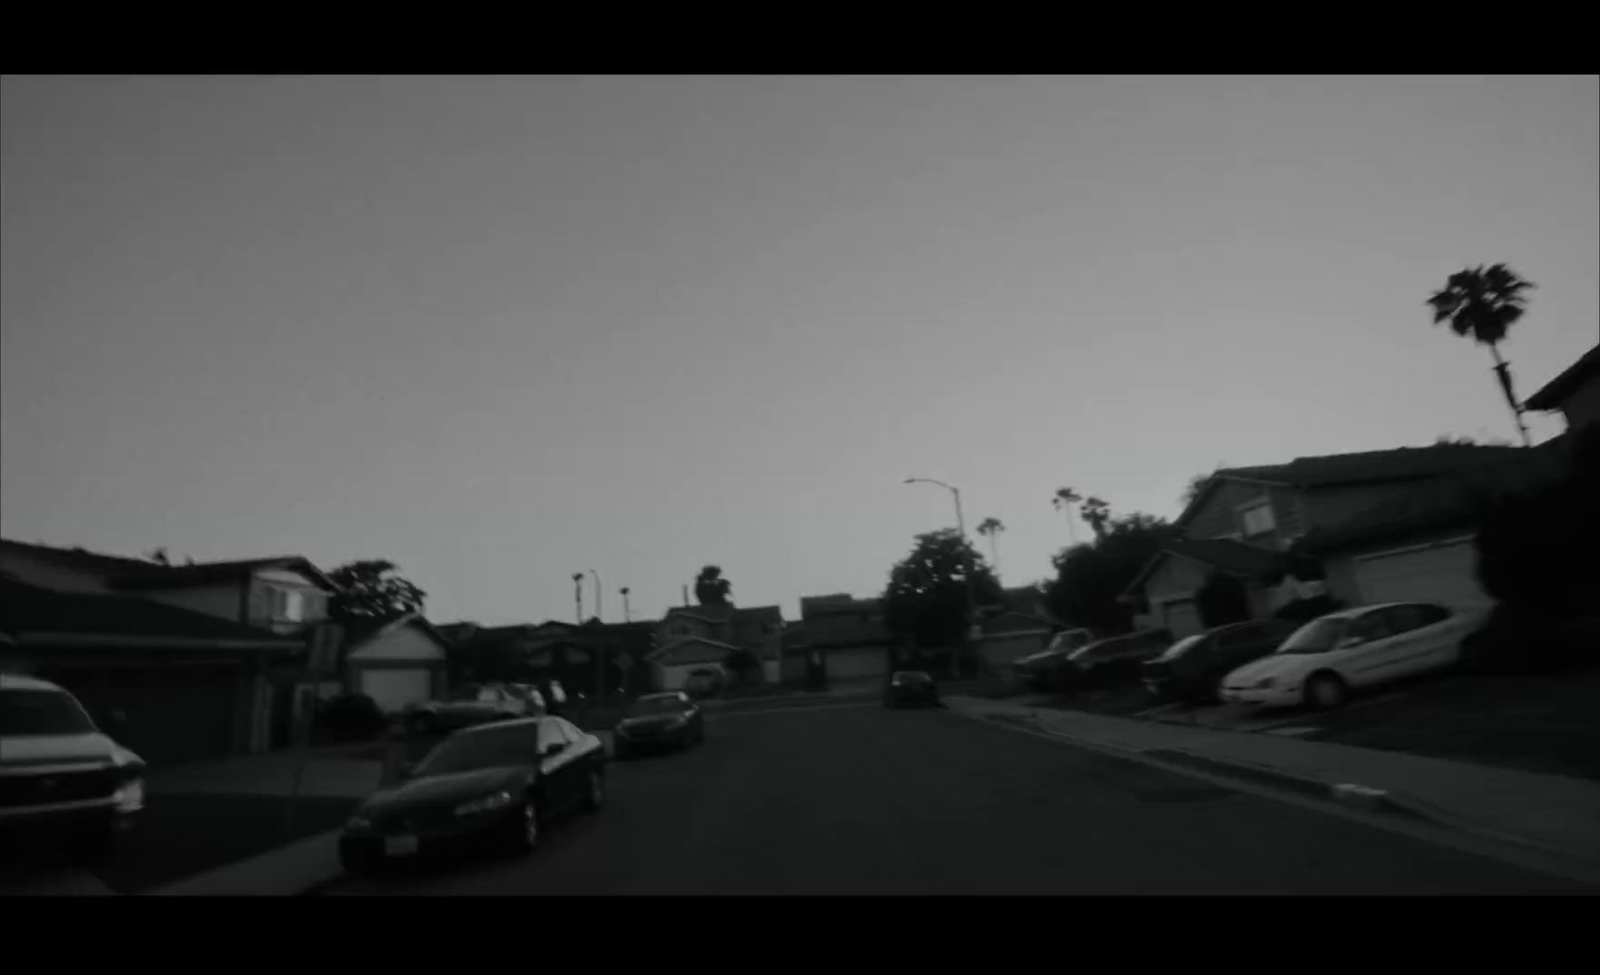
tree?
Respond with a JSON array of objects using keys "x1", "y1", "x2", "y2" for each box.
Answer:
[
  {"x1": 694, "y1": 565, "x2": 732, "y2": 607},
  {"x1": 1194, "y1": 570, "x2": 1251, "y2": 629},
  {"x1": 1426, "y1": 263, "x2": 1535, "y2": 447},
  {"x1": 976, "y1": 517, "x2": 1006, "y2": 572},
  {"x1": 1079, "y1": 496, "x2": 1112, "y2": 541},
  {"x1": 1182, "y1": 472, "x2": 1213, "y2": 509},
  {"x1": 145, "y1": 547, "x2": 171, "y2": 565},
  {"x1": 326, "y1": 559, "x2": 426, "y2": 623},
  {"x1": 1051, "y1": 487, "x2": 1082, "y2": 543},
  {"x1": 881, "y1": 529, "x2": 1004, "y2": 660},
  {"x1": 1044, "y1": 512, "x2": 1177, "y2": 635},
  {"x1": 723, "y1": 647, "x2": 761, "y2": 685}
]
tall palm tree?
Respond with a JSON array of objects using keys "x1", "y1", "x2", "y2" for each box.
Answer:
[
  {"x1": 1426, "y1": 263, "x2": 1535, "y2": 447},
  {"x1": 619, "y1": 586, "x2": 632, "y2": 622},
  {"x1": 571, "y1": 572, "x2": 585, "y2": 624},
  {"x1": 976, "y1": 517, "x2": 1005, "y2": 572},
  {"x1": 1051, "y1": 487, "x2": 1082, "y2": 544},
  {"x1": 1079, "y1": 496, "x2": 1112, "y2": 541}
]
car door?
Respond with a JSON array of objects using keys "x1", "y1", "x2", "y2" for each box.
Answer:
[
  {"x1": 1333, "y1": 610, "x2": 1401, "y2": 687},
  {"x1": 1382, "y1": 604, "x2": 1455, "y2": 677}
]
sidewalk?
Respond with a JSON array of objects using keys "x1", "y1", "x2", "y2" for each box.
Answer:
[
  {"x1": 945, "y1": 694, "x2": 1600, "y2": 869},
  {"x1": 147, "y1": 746, "x2": 384, "y2": 799}
]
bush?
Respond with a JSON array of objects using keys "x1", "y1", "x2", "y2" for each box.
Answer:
[{"x1": 320, "y1": 693, "x2": 387, "y2": 742}]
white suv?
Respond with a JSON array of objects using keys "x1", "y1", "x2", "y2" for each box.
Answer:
[{"x1": 0, "y1": 673, "x2": 146, "y2": 861}]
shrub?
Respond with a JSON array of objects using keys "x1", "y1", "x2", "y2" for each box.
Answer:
[{"x1": 320, "y1": 693, "x2": 387, "y2": 741}]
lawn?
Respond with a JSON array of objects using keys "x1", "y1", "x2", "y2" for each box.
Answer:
[{"x1": 1302, "y1": 665, "x2": 1600, "y2": 783}]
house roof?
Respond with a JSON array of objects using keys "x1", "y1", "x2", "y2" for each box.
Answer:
[
  {"x1": 1177, "y1": 443, "x2": 1526, "y2": 530},
  {"x1": 0, "y1": 539, "x2": 336, "y2": 592},
  {"x1": 647, "y1": 636, "x2": 742, "y2": 665},
  {"x1": 663, "y1": 604, "x2": 783, "y2": 626},
  {"x1": 339, "y1": 613, "x2": 452, "y2": 655},
  {"x1": 1125, "y1": 538, "x2": 1287, "y2": 595},
  {"x1": 1524, "y1": 344, "x2": 1600, "y2": 412},
  {"x1": 0, "y1": 576, "x2": 296, "y2": 648}
]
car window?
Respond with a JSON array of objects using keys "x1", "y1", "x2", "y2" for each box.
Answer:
[
  {"x1": 0, "y1": 688, "x2": 98, "y2": 736},
  {"x1": 1345, "y1": 611, "x2": 1394, "y2": 645},
  {"x1": 413, "y1": 723, "x2": 540, "y2": 776},
  {"x1": 1390, "y1": 603, "x2": 1450, "y2": 632}
]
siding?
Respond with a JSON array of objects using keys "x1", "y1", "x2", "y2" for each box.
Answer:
[
  {"x1": 1185, "y1": 480, "x2": 1290, "y2": 546},
  {"x1": 346, "y1": 625, "x2": 446, "y2": 662},
  {"x1": 1144, "y1": 552, "x2": 1212, "y2": 605},
  {"x1": 141, "y1": 582, "x2": 246, "y2": 622}
]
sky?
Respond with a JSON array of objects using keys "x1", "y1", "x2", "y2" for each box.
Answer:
[{"x1": 2, "y1": 75, "x2": 1596, "y2": 627}]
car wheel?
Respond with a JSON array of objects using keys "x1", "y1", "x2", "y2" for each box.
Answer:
[
  {"x1": 508, "y1": 794, "x2": 540, "y2": 855},
  {"x1": 583, "y1": 768, "x2": 605, "y2": 813},
  {"x1": 1304, "y1": 672, "x2": 1348, "y2": 710}
]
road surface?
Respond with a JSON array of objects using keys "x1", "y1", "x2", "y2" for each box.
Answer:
[{"x1": 331, "y1": 701, "x2": 1596, "y2": 895}]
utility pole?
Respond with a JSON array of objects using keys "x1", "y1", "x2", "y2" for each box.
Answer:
[
  {"x1": 905, "y1": 477, "x2": 983, "y2": 680},
  {"x1": 589, "y1": 568, "x2": 602, "y2": 623},
  {"x1": 620, "y1": 587, "x2": 631, "y2": 623},
  {"x1": 571, "y1": 572, "x2": 584, "y2": 624}
]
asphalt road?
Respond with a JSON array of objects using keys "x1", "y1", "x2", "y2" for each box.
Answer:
[{"x1": 333, "y1": 701, "x2": 1597, "y2": 895}]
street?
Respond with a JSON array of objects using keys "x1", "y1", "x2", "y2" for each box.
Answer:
[{"x1": 332, "y1": 701, "x2": 1596, "y2": 895}]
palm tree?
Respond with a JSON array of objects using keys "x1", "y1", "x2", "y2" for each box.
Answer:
[
  {"x1": 976, "y1": 517, "x2": 1005, "y2": 572},
  {"x1": 1051, "y1": 487, "x2": 1082, "y2": 543},
  {"x1": 1426, "y1": 263, "x2": 1535, "y2": 447},
  {"x1": 571, "y1": 572, "x2": 585, "y2": 623},
  {"x1": 1079, "y1": 496, "x2": 1112, "y2": 541},
  {"x1": 619, "y1": 586, "x2": 632, "y2": 622}
]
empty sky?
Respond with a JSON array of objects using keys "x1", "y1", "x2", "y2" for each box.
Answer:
[{"x1": 3, "y1": 75, "x2": 1596, "y2": 626}]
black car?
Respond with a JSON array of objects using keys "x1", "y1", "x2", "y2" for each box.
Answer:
[
  {"x1": 338, "y1": 714, "x2": 606, "y2": 877},
  {"x1": 1051, "y1": 629, "x2": 1175, "y2": 692},
  {"x1": 883, "y1": 671, "x2": 939, "y2": 708},
  {"x1": 612, "y1": 691, "x2": 705, "y2": 758},
  {"x1": 1140, "y1": 619, "x2": 1299, "y2": 703}
]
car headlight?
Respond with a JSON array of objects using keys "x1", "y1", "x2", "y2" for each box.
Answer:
[
  {"x1": 1254, "y1": 677, "x2": 1277, "y2": 689},
  {"x1": 113, "y1": 777, "x2": 145, "y2": 813},
  {"x1": 345, "y1": 815, "x2": 372, "y2": 831},
  {"x1": 454, "y1": 790, "x2": 514, "y2": 817},
  {"x1": 666, "y1": 716, "x2": 688, "y2": 729}
]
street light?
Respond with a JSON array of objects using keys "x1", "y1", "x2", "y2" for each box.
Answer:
[{"x1": 904, "y1": 477, "x2": 983, "y2": 679}]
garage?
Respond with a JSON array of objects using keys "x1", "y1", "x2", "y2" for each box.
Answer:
[
  {"x1": 1160, "y1": 598, "x2": 1204, "y2": 639},
  {"x1": 46, "y1": 662, "x2": 243, "y2": 767},
  {"x1": 1354, "y1": 537, "x2": 1490, "y2": 608},
  {"x1": 822, "y1": 646, "x2": 890, "y2": 681},
  {"x1": 357, "y1": 667, "x2": 435, "y2": 714}
]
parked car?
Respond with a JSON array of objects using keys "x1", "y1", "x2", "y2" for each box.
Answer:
[
  {"x1": 1141, "y1": 619, "x2": 1300, "y2": 704},
  {"x1": 508, "y1": 684, "x2": 549, "y2": 715},
  {"x1": 1055, "y1": 628, "x2": 1174, "y2": 691},
  {"x1": 1220, "y1": 602, "x2": 1489, "y2": 710},
  {"x1": 0, "y1": 673, "x2": 147, "y2": 862},
  {"x1": 338, "y1": 715, "x2": 606, "y2": 877},
  {"x1": 404, "y1": 683, "x2": 532, "y2": 735},
  {"x1": 883, "y1": 671, "x2": 940, "y2": 708},
  {"x1": 1013, "y1": 629, "x2": 1095, "y2": 691},
  {"x1": 613, "y1": 691, "x2": 704, "y2": 758}
]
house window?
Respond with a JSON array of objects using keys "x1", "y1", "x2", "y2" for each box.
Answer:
[
  {"x1": 270, "y1": 588, "x2": 305, "y2": 622},
  {"x1": 1238, "y1": 501, "x2": 1276, "y2": 538}
]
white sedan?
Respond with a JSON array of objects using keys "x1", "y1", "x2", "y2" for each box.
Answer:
[{"x1": 1219, "y1": 602, "x2": 1488, "y2": 710}]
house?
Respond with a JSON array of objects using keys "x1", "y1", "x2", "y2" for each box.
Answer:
[
  {"x1": 442, "y1": 618, "x2": 659, "y2": 698},
  {"x1": 340, "y1": 613, "x2": 453, "y2": 715},
  {"x1": 793, "y1": 594, "x2": 894, "y2": 685},
  {"x1": 0, "y1": 538, "x2": 341, "y2": 752},
  {"x1": 1126, "y1": 443, "x2": 1535, "y2": 638},
  {"x1": 0, "y1": 574, "x2": 300, "y2": 766},
  {"x1": 1524, "y1": 343, "x2": 1600, "y2": 434},
  {"x1": 974, "y1": 586, "x2": 1063, "y2": 675},
  {"x1": 648, "y1": 604, "x2": 783, "y2": 691}
]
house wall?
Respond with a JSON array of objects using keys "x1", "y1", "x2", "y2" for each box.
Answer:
[
  {"x1": 346, "y1": 625, "x2": 446, "y2": 663},
  {"x1": 658, "y1": 616, "x2": 716, "y2": 645},
  {"x1": 141, "y1": 582, "x2": 247, "y2": 622},
  {"x1": 0, "y1": 550, "x2": 115, "y2": 593},
  {"x1": 1560, "y1": 380, "x2": 1600, "y2": 430},
  {"x1": 802, "y1": 606, "x2": 892, "y2": 648},
  {"x1": 246, "y1": 570, "x2": 330, "y2": 633},
  {"x1": 1321, "y1": 525, "x2": 1481, "y2": 607}
]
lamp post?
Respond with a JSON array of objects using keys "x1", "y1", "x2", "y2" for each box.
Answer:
[
  {"x1": 620, "y1": 587, "x2": 632, "y2": 623},
  {"x1": 904, "y1": 477, "x2": 982, "y2": 680},
  {"x1": 589, "y1": 568, "x2": 602, "y2": 623},
  {"x1": 571, "y1": 572, "x2": 584, "y2": 624}
]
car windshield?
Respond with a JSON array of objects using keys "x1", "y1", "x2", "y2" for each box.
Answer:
[
  {"x1": 629, "y1": 696, "x2": 687, "y2": 716},
  {"x1": 411, "y1": 726, "x2": 537, "y2": 777},
  {"x1": 1276, "y1": 617, "x2": 1352, "y2": 655},
  {"x1": 1153, "y1": 635, "x2": 1205, "y2": 662},
  {"x1": 0, "y1": 688, "x2": 98, "y2": 736}
]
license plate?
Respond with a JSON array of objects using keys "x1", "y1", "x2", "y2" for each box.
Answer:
[{"x1": 385, "y1": 835, "x2": 419, "y2": 857}]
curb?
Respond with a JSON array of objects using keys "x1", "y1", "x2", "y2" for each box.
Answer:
[{"x1": 968, "y1": 707, "x2": 1600, "y2": 874}]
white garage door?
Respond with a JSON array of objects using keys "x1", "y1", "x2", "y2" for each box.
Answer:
[
  {"x1": 359, "y1": 668, "x2": 434, "y2": 714},
  {"x1": 826, "y1": 647, "x2": 890, "y2": 680},
  {"x1": 1354, "y1": 538, "x2": 1490, "y2": 609}
]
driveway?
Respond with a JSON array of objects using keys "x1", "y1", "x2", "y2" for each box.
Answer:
[{"x1": 329, "y1": 700, "x2": 1595, "y2": 895}]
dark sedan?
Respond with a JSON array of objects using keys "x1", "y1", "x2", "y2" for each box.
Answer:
[
  {"x1": 884, "y1": 671, "x2": 940, "y2": 708},
  {"x1": 338, "y1": 715, "x2": 606, "y2": 876},
  {"x1": 613, "y1": 692, "x2": 704, "y2": 758},
  {"x1": 1140, "y1": 619, "x2": 1299, "y2": 704}
]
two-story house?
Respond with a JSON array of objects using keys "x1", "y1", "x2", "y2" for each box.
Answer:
[
  {"x1": 1125, "y1": 443, "x2": 1532, "y2": 638},
  {"x1": 790, "y1": 593, "x2": 896, "y2": 686},
  {"x1": 648, "y1": 603, "x2": 784, "y2": 691},
  {"x1": 0, "y1": 539, "x2": 338, "y2": 763}
]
